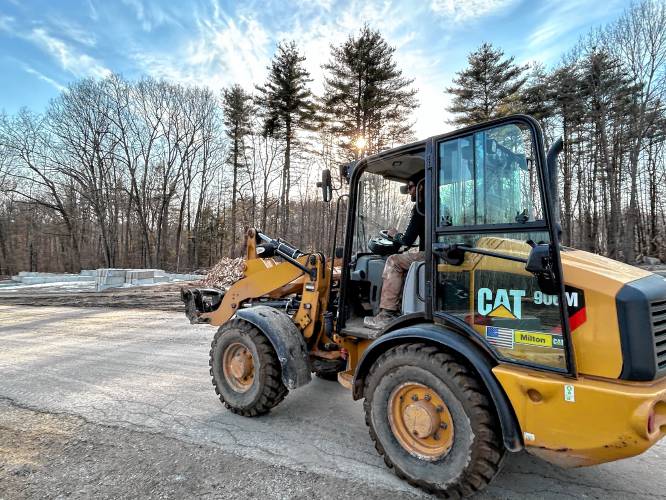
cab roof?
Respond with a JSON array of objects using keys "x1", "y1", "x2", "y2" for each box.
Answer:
[{"x1": 350, "y1": 139, "x2": 427, "y2": 182}]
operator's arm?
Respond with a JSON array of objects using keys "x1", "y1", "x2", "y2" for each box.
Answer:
[{"x1": 395, "y1": 206, "x2": 424, "y2": 247}]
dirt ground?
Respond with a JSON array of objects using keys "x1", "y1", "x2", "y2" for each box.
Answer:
[
  {"x1": 0, "y1": 399, "x2": 414, "y2": 500},
  {"x1": 2, "y1": 304, "x2": 666, "y2": 500}
]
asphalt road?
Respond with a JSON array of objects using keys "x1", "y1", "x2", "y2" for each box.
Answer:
[{"x1": 1, "y1": 304, "x2": 665, "y2": 499}]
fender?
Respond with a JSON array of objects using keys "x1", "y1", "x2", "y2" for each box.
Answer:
[
  {"x1": 352, "y1": 323, "x2": 523, "y2": 452},
  {"x1": 236, "y1": 306, "x2": 311, "y2": 390}
]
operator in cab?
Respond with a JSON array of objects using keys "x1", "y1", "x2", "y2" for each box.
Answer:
[{"x1": 364, "y1": 172, "x2": 425, "y2": 329}]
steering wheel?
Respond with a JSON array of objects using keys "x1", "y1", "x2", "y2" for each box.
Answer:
[{"x1": 379, "y1": 229, "x2": 395, "y2": 242}]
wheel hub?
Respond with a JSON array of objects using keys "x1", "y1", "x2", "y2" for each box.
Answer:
[
  {"x1": 403, "y1": 400, "x2": 441, "y2": 438},
  {"x1": 388, "y1": 382, "x2": 454, "y2": 461},
  {"x1": 223, "y1": 343, "x2": 255, "y2": 393}
]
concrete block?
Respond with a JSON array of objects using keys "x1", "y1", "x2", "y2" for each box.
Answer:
[
  {"x1": 17, "y1": 275, "x2": 95, "y2": 285},
  {"x1": 95, "y1": 269, "x2": 128, "y2": 291},
  {"x1": 167, "y1": 273, "x2": 204, "y2": 281},
  {"x1": 126, "y1": 270, "x2": 155, "y2": 285}
]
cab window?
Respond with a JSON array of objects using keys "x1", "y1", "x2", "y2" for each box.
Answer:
[{"x1": 438, "y1": 123, "x2": 544, "y2": 228}]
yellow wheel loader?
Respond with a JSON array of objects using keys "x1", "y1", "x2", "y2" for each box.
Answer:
[{"x1": 182, "y1": 115, "x2": 666, "y2": 497}]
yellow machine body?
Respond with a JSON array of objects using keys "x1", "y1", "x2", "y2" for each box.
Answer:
[
  {"x1": 191, "y1": 229, "x2": 666, "y2": 468},
  {"x1": 184, "y1": 113, "x2": 666, "y2": 474},
  {"x1": 495, "y1": 364, "x2": 666, "y2": 467}
]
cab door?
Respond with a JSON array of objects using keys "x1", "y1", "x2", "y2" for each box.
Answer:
[{"x1": 431, "y1": 117, "x2": 573, "y2": 374}]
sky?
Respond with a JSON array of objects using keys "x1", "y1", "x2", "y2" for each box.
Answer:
[{"x1": 0, "y1": 0, "x2": 629, "y2": 139}]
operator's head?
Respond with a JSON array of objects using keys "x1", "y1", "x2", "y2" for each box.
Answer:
[{"x1": 407, "y1": 171, "x2": 425, "y2": 203}]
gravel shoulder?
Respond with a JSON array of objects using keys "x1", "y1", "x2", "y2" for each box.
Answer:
[{"x1": 0, "y1": 283, "x2": 190, "y2": 311}]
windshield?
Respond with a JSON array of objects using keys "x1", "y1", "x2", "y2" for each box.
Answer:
[{"x1": 354, "y1": 172, "x2": 414, "y2": 254}]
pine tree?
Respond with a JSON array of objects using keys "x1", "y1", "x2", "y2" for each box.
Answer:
[
  {"x1": 447, "y1": 42, "x2": 527, "y2": 126},
  {"x1": 255, "y1": 41, "x2": 316, "y2": 232},
  {"x1": 519, "y1": 64, "x2": 554, "y2": 121},
  {"x1": 322, "y1": 24, "x2": 417, "y2": 159},
  {"x1": 222, "y1": 84, "x2": 253, "y2": 253},
  {"x1": 577, "y1": 49, "x2": 640, "y2": 259}
]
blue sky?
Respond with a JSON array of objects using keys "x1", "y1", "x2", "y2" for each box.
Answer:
[{"x1": 0, "y1": 0, "x2": 628, "y2": 138}]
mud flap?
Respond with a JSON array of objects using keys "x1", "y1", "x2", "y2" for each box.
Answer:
[{"x1": 236, "y1": 305, "x2": 311, "y2": 390}]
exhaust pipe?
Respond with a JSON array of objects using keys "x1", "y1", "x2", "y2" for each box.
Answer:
[{"x1": 546, "y1": 137, "x2": 563, "y2": 224}]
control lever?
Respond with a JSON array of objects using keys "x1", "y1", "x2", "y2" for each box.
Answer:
[{"x1": 432, "y1": 243, "x2": 466, "y2": 265}]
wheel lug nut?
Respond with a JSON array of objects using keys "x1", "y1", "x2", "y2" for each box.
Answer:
[
  {"x1": 424, "y1": 394, "x2": 431, "y2": 401},
  {"x1": 440, "y1": 422, "x2": 448, "y2": 430},
  {"x1": 433, "y1": 432, "x2": 440, "y2": 440},
  {"x1": 436, "y1": 406, "x2": 443, "y2": 412},
  {"x1": 411, "y1": 395, "x2": 418, "y2": 401}
]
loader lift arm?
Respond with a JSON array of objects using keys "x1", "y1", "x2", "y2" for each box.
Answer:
[{"x1": 182, "y1": 229, "x2": 329, "y2": 333}]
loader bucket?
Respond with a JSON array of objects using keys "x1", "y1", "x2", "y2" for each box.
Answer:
[{"x1": 181, "y1": 287, "x2": 225, "y2": 324}]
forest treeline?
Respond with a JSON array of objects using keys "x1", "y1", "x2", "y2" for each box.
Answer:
[{"x1": 0, "y1": 0, "x2": 664, "y2": 275}]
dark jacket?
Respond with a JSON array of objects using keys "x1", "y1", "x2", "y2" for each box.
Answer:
[{"x1": 395, "y1": 205, "x2": 425, "y2": 251}]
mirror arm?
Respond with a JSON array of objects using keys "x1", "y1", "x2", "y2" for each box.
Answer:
[{"x1": 433, "y1": 243, "x2": 527, "y2": 265}]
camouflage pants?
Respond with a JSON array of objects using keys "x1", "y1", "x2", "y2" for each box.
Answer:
[{"x1": 379, "y1": 251, "x2": 425, "y2": 311}]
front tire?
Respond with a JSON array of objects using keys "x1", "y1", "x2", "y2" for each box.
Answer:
[
  {"x1": 209, "y1": 319, "x2": 288, "y2": 416},
  {"x1": 364, "y1": 343, "x2": 505, "y2": 498}
]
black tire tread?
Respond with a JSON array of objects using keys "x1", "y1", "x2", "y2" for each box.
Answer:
[
  {"x1": 209, "y1": 319, "x2": 288, "y2": 417},
  {"x1": 363, "y1": 343, "x2": 505, "y2": 498}
]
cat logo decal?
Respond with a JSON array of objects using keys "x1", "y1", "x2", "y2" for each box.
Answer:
[{"x1": 477, "y1": 288, "x2": 526, "y2": 320}]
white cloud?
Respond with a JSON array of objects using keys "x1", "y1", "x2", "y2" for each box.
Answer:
[
  {"x1": 51, "y1": 18, "x2": 97, "y2": 47},
  {"x1": 527, "y1": 0, "x2": 624, "y2": 51},
  {"x1": 121, "y1": 0, "x2": 183, "y2": 32},
  {"x1": 22, "y1": 65, "x2": 67, "y2": 92},
  {"x1": 293, "y1": 0, "x2": 335, "y2": 11},
  {"x1": 0, "y1": 15, "x2": 15, "y2": 32},
  {"x1": 127, "y1": 6, "x2": 271, "y2": 93},
  {"x1": 87, "y1": 0, "x2": 99, "y2": 21},
  {"x1": 28, "y1": 28, "x2": 111, "y2": 79},
  {"x1": 430, "y1": 0, "x2": 519, "y2": 22}
]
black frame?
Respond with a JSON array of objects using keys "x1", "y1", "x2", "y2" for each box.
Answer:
[
  {"x1": 337, "y1": 141, "x2": 428, "y2": 330},
  {"x1": 430, "y1": 115, "x2": 575, "y2": 376},
  {"x1": 336, "y1": 115, "x2": 576, "y2": 377}
]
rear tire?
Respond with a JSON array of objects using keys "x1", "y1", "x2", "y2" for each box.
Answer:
[
  {"x1": 364, "y1": 343, "x2": 505, "y2": 498},
  {"x1": 210, "y1": 319, "x2": 288, "y2": 416}
]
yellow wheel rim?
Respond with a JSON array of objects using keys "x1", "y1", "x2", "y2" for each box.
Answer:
[
  {"x1": 387, "y1": 382, "x2": 454, "y2": 461},
  {"x1": 222, "y1": 342, "x2": 255, "y2": 393}
]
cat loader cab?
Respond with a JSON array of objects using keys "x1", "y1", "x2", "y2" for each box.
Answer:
[{"x1": 184, "y1": 114, "x2": 666, "y2": 497}]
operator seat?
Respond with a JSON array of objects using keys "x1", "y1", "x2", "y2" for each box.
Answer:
[{"x1": 401, "y1": 261, "x2": 425, "y2": 314}]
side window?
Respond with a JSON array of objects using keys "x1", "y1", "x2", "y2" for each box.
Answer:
[
  {"x1": 439, "y1": 136, "x2": 474, "y2": 226},
  {"x1": 438, "y1": 123, "x2": 543, "y2": 227}
]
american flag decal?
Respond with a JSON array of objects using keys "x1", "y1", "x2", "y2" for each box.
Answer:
[{"x1": 485, "y1": 326, "x2": 514, "y2": 349}]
